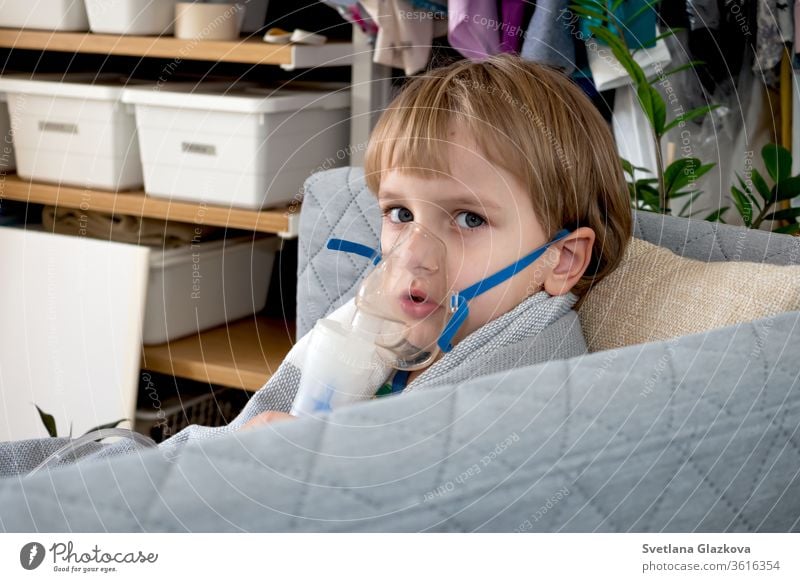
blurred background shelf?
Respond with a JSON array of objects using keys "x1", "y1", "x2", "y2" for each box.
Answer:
[
  {"x1": 141, "y1": 316, "x2": 295, "y2": 391},
  {"x1": 0, "y1": 28, "x2": 353, "y2": 69},
  {"x1": 1, "y1": 175, "x2": 299, "y2": 237}
]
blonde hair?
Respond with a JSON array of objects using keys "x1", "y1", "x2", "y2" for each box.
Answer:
[{"x1": 364, "y1": 54, "x2": 632, "y2": 305}]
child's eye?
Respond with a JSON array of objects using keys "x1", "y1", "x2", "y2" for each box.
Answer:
[
  {"x1": 386, "y1": 206, "x2": 414, "y2": 223},
  {"x1": 455, "y1": 211, "x2": 486, "y2": 229}
]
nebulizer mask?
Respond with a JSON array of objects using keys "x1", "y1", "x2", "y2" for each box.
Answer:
[{"x1": 290, "y1": 222, "x2": 571, "y2": 417}]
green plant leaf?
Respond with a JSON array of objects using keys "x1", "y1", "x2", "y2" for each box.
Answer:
[
  {"x1": 763, "y1": 207, "x2": 800, "y2": 221},
  {"x1": 34, "y1": 404, "x2": 58, "y2": 438},
  {"x1": 623, "y1": 0, "x2": 660, "y2": 25},
  {"x1": 746, "y1": 169, "x2": 772, "y2": 203},
  {"x1": 620, "y1": 157, "x2": 634, "y2": 177},
  {"x1": 734, "y1": 175, "x2": 763, "y2": 215},
  {"x1": 663, "y1": 60, "x2": 705, "y2": 77},
  {"x1": 762, "y1": 143, "x2": 792, "y2": 183},
  {"x1": 671, "y1": 188, "x2": 702, "y2": 199},
  {"x1": 662, "y1": 104, "x2": 719, "y2": 133},
  {"x1": 573, "y1": 0, "x2": 607, "y2": 9},
  {"x1": 677, "y1": 190, "x2": 703, "y2": 216},
  {"x1": 637, "y1": 186, "x2": 661, "y2": 211},
  {"x1": 730, "y1": 185, "x2": 753, "y2": 227},
  {"x1": 568, "y1": 5, "x2": 614, "y2": 23},
  {"x1": 620, "y1": 157, "x2": 653, "y2": 178},
  {"x1": 82, "y1": 418, "x2": 128, "y2": 437},
  {"x1": 775, "y1": 175, "x2": 800, "y2": 201},
  {"x1": 590, "y1": 26, "x2": 647, "y2": 85},
  {"x1": 637, "y1": 84, "x2": 666, "y2": 135},
  {"x1": 663, "y1": 158, "x2": 696, "y2": 193},
  {"x1": 774, "y1": 222, "x2": 800, "y2": 235},
  {"x1": 704, "y1": 207, "x2": 729, "y2": 222},
  {"x1": 664, "y1": 158, "x2": 713, "y2": 196},
  {"x1": 641, "y1": 28, "x2": 679, "y2": 47},
  {"x1": 578, "y1": 0, "x2": 615, "y2": 16}
]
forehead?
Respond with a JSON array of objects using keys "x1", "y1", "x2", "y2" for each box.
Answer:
[{"x1": 377, "y1": 157, "x2": 529, "y2": 213}]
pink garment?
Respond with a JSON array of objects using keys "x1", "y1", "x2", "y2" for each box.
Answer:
[
  {"x1": 500, "y1": 0, "x2": 526, "y2": 54},
  {"x1": 796, "y1": 0, "x2": 800, "y2": 47},
  {"x1": 448, "y1": 0, "x2": 502, "y2": 59}
]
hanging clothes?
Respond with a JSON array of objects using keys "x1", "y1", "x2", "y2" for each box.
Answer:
[
  {"x1": 520, "y1": 0, "x2": 576, "y2": 73},
  {"x1": 755, "y1": 0, "x2": 793, "y2": 77},
  {"x1": 587, "y1": 38, "x2": 672, "y2": 91},
  {"x1": 448, "y1": 0, "x2": 502, "y2": 59},
  {"x1": 322, "y1": 0, "x2": 380, "y2": 37},
  {"x1": 361, "y1": 0, "x2": 448, "y2": 75},
  {"x1": 686, "y1": 0, "x2": 720, "y2": 30},
  {"x1": 612, "y1": 83, "x2": 658, "y2": 175},
  {"x1": 410, "y1": 0, "x2": 447, "y2": 16},
  {"x1": 795, "y1": 0, "x2": 800, "y2": 67},
  {"x1": 500, "y1": 0, "x2": 526, "y2": 54}
]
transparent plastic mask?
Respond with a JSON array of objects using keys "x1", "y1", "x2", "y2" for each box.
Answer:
[{"x1": 351, "y1": 222, "x2": 450, "y2": 370}]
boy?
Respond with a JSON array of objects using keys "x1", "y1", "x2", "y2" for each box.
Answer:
[
  {"x1": 240, "y1": 53, "x2": 631, "y2": 428},
  {"x1": 0, "y1": 54, "x2": 631, "y2": 475}
]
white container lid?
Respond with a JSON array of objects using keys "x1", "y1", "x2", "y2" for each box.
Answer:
[
  {"x1": 148, "y1": 236, "x2": 278, "y2": 269},
  {"x1": 121, "y1": 82, "x2": 351, "y2": 113},
  {"x1": 0, "y1": 74, "x2": 145, "y2": 101}
]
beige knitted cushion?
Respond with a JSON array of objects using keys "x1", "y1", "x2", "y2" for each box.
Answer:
[{"x1": 578, "y1": 237, "x2": 800, "y2": 352}]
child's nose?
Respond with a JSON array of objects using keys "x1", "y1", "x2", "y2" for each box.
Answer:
[
  {"x1": 396, "y1": 224, "x2": 445, "y2": 274},
  {"x1": 406, "y1": 239, "x2": 440, "y2": 274}
]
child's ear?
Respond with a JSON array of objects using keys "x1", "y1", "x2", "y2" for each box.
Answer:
[{"x1": 543, "y1": 227, "x2": 595, "y2": 296}]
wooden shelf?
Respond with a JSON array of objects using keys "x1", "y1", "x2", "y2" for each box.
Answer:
[
  {"x1": 0, "y1": 28, "x2": 354, "y2": 69},
  {"x1": 142, "y1": 316, "x2": 295, "y2": 391},
  {"x1": 0, "y1": 175, "x2": 300, "y2": 237}
]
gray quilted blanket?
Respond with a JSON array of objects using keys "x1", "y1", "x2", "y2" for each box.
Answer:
[{"x1": 0, "y1": 310, "x2": 798, "y2": 532}]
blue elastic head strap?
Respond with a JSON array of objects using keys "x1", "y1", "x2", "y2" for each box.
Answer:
[
  {"x1": 327, "y1": 227, "x2": 572, "y2": 354},
  {"x1": 326, "y1": 238, "x2": 381, "y2": 265},
  {"x1": 438, "y1": 228, "x2": 571, "y2": 352}
]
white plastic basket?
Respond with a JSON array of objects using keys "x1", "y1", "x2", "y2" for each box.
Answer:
[
  {"x1": 0, "y1": 0, "x2": 90, "y2": 31},
  {"x1": 0, "y1": 74, "x2": 144, "y2": 191},
  {"x1": 122, "y1": 83, "x2": 351, "y2": 209},
  {"x1": 85, "y1": 0, "x2": 178, "y2": 35},
  {"x1": 142, "y1": 235, "x2": 280, "y2": 344}
]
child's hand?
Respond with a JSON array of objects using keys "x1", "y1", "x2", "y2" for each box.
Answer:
[{"x1": 239, "y1": 411, "x2": 295, "y2": 431}]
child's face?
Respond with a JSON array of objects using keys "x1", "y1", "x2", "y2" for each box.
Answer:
[{"x1": 377, "y1": 128, "x2": 558, "y2": 347}]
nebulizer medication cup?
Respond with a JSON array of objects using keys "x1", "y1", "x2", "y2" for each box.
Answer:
[
  {"x1": 290, "y1": 223, "x2": 449, "y2": 418},
  {"x1": 289, "y1": 317, "x2": 389, "y2": 418}
]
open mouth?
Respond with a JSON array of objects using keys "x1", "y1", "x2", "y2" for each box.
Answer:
[
  {"x1": 399, "y1": 286, "x2": 441, "y2": 319},
  {"x1": 408, "y1": 287, "x2": 428, "y2": 303}
]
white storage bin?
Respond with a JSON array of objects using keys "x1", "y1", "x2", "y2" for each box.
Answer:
[
  {"x1": 0, "y1": 93, "x2": 15, "y2": 173},
  {"x1": 0, "y1": 75, "x2": 143, "y2": 191},
  {"x1": 86, "y1": 0, "x2": 178, "y2": 35},
  {"x1": 142, "y1": 235, "x2": 279, "y2": 344},
  {"x1": 122, "y1": 83, "x2": 350, "y2": 209},
  {"x1": 0, "y1": 0, "x2": 89, "y2": 31}
]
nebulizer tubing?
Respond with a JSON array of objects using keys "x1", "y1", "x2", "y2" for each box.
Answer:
[{"x1": 26, "y1": 428, "x2": 156, "y2": 479}]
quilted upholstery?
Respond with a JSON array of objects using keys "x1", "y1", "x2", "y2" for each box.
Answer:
[{"x1": 1, "y1": 310, "x2": 798, "y2": 531}]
